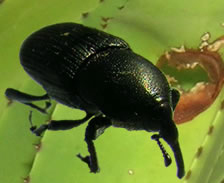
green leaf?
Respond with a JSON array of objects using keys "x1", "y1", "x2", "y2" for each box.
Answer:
[{"x1": 1, "y1": 0, "x2": 224, "y2": 183}]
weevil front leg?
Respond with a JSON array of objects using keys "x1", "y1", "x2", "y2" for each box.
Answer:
[
  {"x1": 5, "y1": 88, "x2": 51, "y2": 113},
  {"x1": 77, "y1": 116, "x2": 112, "y2": 173},
  {"x1": 29, "y1": 111, "x2": 93, "y2": 136}
]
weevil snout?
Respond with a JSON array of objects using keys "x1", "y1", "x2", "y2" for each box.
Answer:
[{"x1": 160, "y1": 121, "x2": 185, "y2": 179}]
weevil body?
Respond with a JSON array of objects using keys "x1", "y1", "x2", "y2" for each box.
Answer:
[{"x1": 5, "y1": 23, "x2": 185, "y2": 178}]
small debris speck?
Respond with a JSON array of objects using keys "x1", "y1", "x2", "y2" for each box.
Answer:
[
  {"x1": 201, "y1": 32, "x2": 211, "y2": 42},
  {"x1": 171, "y1": 45, "x2": 185, "y2": 53},
  {"x1": 23, "y1": 176, "x2": 30, "y2": 183},
  {"x1": 128, "y1": 169, "x2": 134, "y2": 175},
  {"x1": 34, "y1": 143, "x2": 42, "y2": 151}
]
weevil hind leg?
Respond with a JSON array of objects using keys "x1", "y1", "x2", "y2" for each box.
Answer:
[
  {"x1": 29, "y1": 112, "x2": 93, "y2": 136},
  {"x1": 5, "y1": 88, "x2": 51, "y2": 113},
  {"x1": 77, "y1": 116, "x2": 112, "y2": 173}
]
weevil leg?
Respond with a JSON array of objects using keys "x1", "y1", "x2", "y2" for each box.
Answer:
[
  {"x1": 29, "y1": 112, "x2": 93, "y2": 136},
  {"x1": 77, "y1": 116, "x2": 112, "y2": 173},
  {"x1": 24, "y1": 101, "x2": 51, "y2": 114},
  {"x1": 5, "y1": 88, "x2": 51, "y2": 113}
]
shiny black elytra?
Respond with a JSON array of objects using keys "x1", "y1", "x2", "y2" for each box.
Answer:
[{"x1": 5, "y1": 23, "x2": 185, "y2": 178}]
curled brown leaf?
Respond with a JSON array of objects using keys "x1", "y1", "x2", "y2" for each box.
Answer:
[{"x1": 157, "y1": 37, "x2": 224, "y2": 124}]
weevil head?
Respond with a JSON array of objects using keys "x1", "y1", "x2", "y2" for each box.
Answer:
[
  {"x1": 155, "y1": 102, "x2": 185, "y2": 179},
  {"x1": 145, "y1": 101, "x2": 185, "y2": 179},
  {"x1": 158, "y1": 103, "x2": 178, "y2": 144}
]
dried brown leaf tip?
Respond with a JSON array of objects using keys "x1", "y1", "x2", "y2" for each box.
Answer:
[{"x1": 156, "y1": 36, "x2": 224, "y2": 124}]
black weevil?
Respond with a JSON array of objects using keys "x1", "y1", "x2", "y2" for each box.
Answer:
[{"x1": 5, "y1": 23, "x2": 185, "y2": 178}]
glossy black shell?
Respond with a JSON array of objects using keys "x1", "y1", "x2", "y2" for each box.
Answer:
[
  {"x1": 20, "y1": 23, "x2": 171, "y2": 129},
  {"x1": 19, "y1": 23, "x2": 185, "y2": 178},
  {"x1": 21, "y1": 23, "x2": 127, "y2": 108}
]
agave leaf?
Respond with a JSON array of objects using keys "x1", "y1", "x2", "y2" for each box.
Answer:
[
  {"x1": 0, "y1": 0, "x2": 224, "y2": 183},
  {"x1": 0, "y1": 0, "x2": 98, "y2": 182}
]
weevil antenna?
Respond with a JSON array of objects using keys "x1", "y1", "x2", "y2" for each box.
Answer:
[{"x1": 151, "y1": 134, "x2": 172, "y2": 167}]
